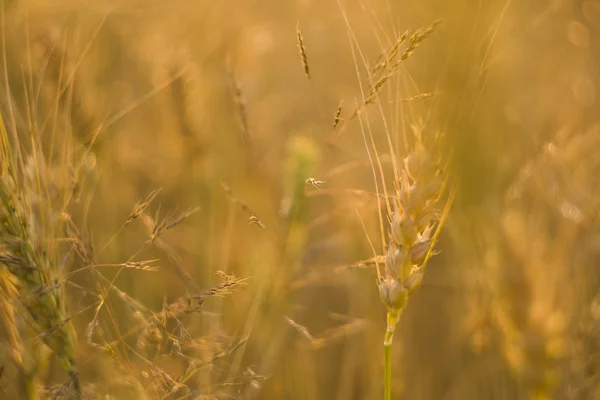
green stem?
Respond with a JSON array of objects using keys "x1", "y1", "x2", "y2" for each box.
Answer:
[
  {"x1": 384, "y1": 308, "x2": 403, "y2": 400},
  {"x1": 384, "y1": 338, "x2": 392, "y2": 400}
]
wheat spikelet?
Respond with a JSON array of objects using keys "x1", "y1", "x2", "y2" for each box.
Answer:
[{"x1": 378, "y1": 126, "x2": 451, "y2": 315}]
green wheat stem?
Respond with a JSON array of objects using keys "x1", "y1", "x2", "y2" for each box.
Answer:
[
  {"x1": 384, "y1": 336, "x2": 392, "y2": 400},
  {"x1": 384, "y1": 308, "x2": 402, "y2": 400}
]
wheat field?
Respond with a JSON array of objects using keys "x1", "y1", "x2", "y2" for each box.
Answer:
[{"x1": 1, "y1": 0, "x2": 600, "y2": 399}]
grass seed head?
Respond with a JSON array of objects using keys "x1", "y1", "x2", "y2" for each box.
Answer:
[{"x1": 296, "y1": 24, "x2": 311, "y2": 80}]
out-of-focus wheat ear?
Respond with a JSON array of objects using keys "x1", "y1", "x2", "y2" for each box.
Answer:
[
  {"x1": 281, "y1": 135, "x2": 319, "y2": 278},
  {"x1": 283, "y1": 135, "x2": 319, "y2": 223},
  {"x1": 0, "y1": 269, "x2": 40, "y2": 399},
  {"x1": 1, "y1": 110, "x2": 82, "y2": 398},
  {"x1": 296, "y1": 23, "x2": 311, "y2": 80},
  {"x1": 226, "y1": 56, "x2": 251, "y2": 145}
]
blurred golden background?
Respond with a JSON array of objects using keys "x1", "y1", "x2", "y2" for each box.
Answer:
[{"x1": 1, "y1": 0, "x2": 600, "y2": 399}]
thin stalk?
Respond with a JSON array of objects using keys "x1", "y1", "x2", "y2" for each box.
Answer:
[{"x1": 384, "y1": 308, "x2": 403, "y2": 400}]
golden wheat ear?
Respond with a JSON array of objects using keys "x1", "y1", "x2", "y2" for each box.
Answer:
[{"x1": 377, "y1": 120, "x2": 453, "y2": 400}]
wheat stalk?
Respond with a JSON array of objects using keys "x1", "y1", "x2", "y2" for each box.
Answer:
[{"x1": 374, "y1": 126, "x2": 454, "y2": 400}]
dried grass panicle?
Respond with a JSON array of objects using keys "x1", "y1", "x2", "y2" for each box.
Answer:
[
  {"x1": 360, "y1": 23, "x2": 440, "y2": 115},
  {"x1": 220, "y1": 181, "x2": 266, "y2": 229},
  {"x1": 396, "y1": 22, "x2": 440, "y2": 63},
  {"x1": 127, "y1": 188, "x2": 163, "y2": 226},
  {"x1": 402, "y1": 92, "x2": 436, "y2": 102},
  {"x1": 332, "y1": 100, "x2": 343, "y2": 129},
  {"x1": 190, "y1": 270, "x2": 249, "y2": 301},
  {"x1": 378, "y1": 127, "x2": 447, "y2": 312},
  {"x1": 372, "y1": 29, "x2": 410, "y2": 74},
  {"x1": 227, "y1": 58, "x2": 251, "y2": 144},
  {"x1": 0, "y1": 117, "x2": 81, "y2": 396},
  {"x1": 149, "y1": 205, "x2": 201, "y2": 242},
  {"x1": 296, "y1": 24, "x2": 311, "y2": 80}
]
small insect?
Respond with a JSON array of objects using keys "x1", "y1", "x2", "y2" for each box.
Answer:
[
  {"x1": 248, "y1": 215, "x2": 266, "y2": 229},
  {"x1": 305, "y1": 178, "x2": 325, "y2": 189},
  {"x1": 170, "y1": 339, "x2": 182, "y2": 356}
]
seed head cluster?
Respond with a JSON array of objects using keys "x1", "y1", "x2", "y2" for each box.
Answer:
[{"x1": 378, "y1": 129, "x2": 445, "y2": 312}]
